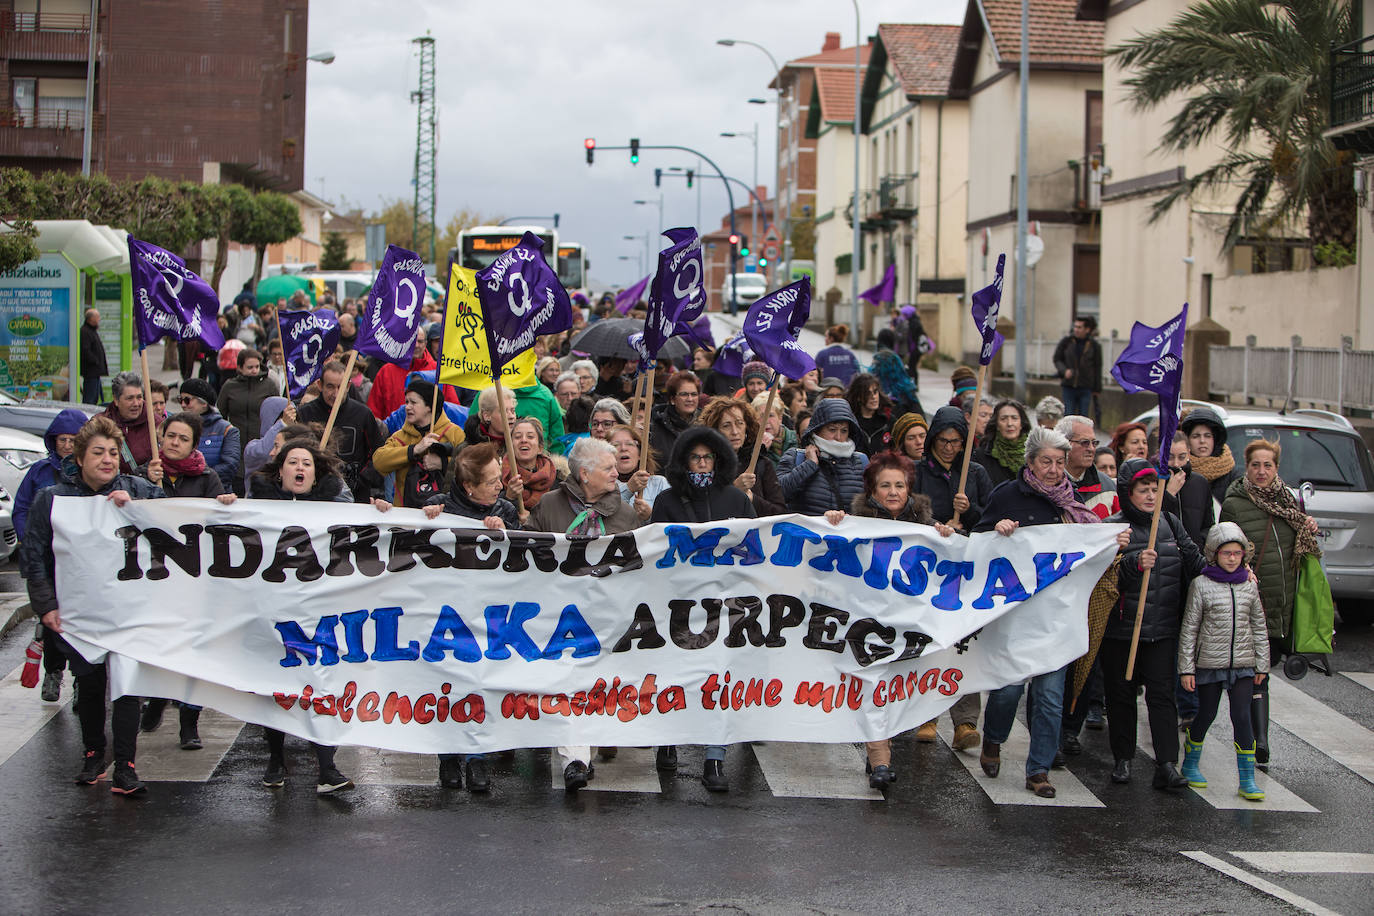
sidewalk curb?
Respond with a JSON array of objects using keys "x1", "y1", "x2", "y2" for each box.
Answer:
[{"x1": 0, "y1": 595, "x2": 32, "y2": 640}]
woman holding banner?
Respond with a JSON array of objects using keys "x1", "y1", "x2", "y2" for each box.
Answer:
[
  {"x1": 421, "y1": 442, "x2": 522, "y2": 792},
  {"x1": 650, "y1": 427, "x2": 757, "y2": 791},
  {"x1": 528, "y1": 437, "x2": 642, "y2": 792},
  {"x1": 975, "y1": 426, "x2": 1118, "y2": 798},
  {"x1": 1219, "y1": 439, "x2": 1321, "y2": 768},
  {"x1": 913, "y1": 406, "x2": 992, "y2": 531},
  {"x1": 22, "y1": 416, "x2": 166, "y2": 796},
  {"x1": 698, "y1": 396, "x2": 787, "y2": 517},
  {"x1": 1101, "y1": 458, "x2": 1204, "y2": 790},
  {"x1": 822, "y1": 451, "x2": 955, "y2": 789},
  {"x1": 229, "y1": 438, "x2": 391, "y2": 792}
]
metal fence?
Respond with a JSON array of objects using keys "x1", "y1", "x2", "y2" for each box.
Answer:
[
  {"x1": 1208, "y1": 336, "x2": 1374, "y2": 413},
  {"x1": 1013, "y1": 335, "x2": 1129, "y2": 382}
]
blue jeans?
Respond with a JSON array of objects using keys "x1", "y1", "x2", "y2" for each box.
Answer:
[
  {"x1": 82, "y1": 375, "x2": 103, "y2": 405},
  {"x1": 1061, "y1": 386, "x2": 1092, "y2": 418},
  {"x1": 984, "y1": 665, "x2": 1068, "y2": 777}
]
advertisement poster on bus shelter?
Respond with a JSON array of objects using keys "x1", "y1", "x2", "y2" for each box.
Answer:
[{"x1": 0, "y1": 253, "x2": 76, "y2": 399}]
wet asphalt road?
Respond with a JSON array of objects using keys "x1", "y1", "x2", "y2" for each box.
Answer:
[{"x1": 1, "y1": 607, "x2": 1372, "y2": 916}]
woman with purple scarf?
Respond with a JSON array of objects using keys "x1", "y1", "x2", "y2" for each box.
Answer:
[{"x1": 974, "y1": 426, "x2": 1126, "y2": 798}]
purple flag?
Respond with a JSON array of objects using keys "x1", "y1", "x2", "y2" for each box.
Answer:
[
  {"x1": 859, "y1": 262, "x2": 896, "y2": 306},
  {"x1": 128, "y1": 237, "x2": 225, "y2": 351},
  {"x1": 743, "y1": 277, "x2": 816, "y2": 381},
  {"x1": 713, "y1": 332, "x2": 752, "y2": 377},
  {"x1": 970, "y1": 253, "x2": 1006, "y2": 365},
  {"x1": 356, "y1": 244, "x2": 426, "y2": 366},
  {"x1": 476, "y1": 231, "x2": 574, "y2": 374},
  {"x1": 279, "y1": 308, "x2": 341, "y2": 398},
  {"x1": 1111, "y1": 303, "x2": 1189, "y2": 474},
  {"x1": 614, "y1": 275, "x2": 651, "y2": 315},
  {"x1": 644, "y1": 227, "x2": 706, "y2": 358}
]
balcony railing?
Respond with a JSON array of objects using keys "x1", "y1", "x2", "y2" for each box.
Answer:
[
  {"x1": 877, "y1": 173, "x2": 917, "y2": 217},
  {"x1": 1329, "y1": 34, "x2": 1374, "y2": 153},
  {"x1": 1, "y1": 11, "x2": 91, "y2": 61},
  {"x1": 4, "y1": 11, "x2": 91, "y2": 30},
  {"x1": 0, "y1": 108, "x2": 92, "y2": 130}
]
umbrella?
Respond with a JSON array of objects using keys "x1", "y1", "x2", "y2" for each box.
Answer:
[
  {"x1": 256, "y1": 274, "x2": 315, "y2": 306},
  {"x1": 569, "y1": 318, "x2": 692, "y2": 363}
]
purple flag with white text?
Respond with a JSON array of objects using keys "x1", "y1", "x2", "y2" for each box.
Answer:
[
  {"x1": 614, "y1": 275, "x2": 651, "y2": 315},
  {"x1": 128, "y1": 237, "x2": 225, "y2": 352},
  {"x1": 713, "y1": 332, "x2": 752, "y2": 378},
  {"x1": 477, "y1": 232, "x2": 574, "y2": 374},
  {"x1": 743, "y1": 277, "x2": 815, "y2": 381},
  {"x1": 859, "y1": 263, "x2": 896, "y2": 306},
  {"x1": 279, "y1": 308, "x2": 341, "y2": 398},
  {"x1": 356, "y1": 244, "x2": 426, "y2": 367},
  {"x1": 970, "y1": 254, "x2": 1006, "y2": 365},
  {"x1": 1111, "y1": 304, "x2": 1188, "y2": 474},
  {"x1": 644, "y1": 227, "x2": 706, "y2": 358}
]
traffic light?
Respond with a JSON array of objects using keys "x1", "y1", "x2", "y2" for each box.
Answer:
[
  {"x1": 739, "y1": 236, "x2": 750, "y2": 257},
  {"x1": 584, "y1": 137, "x2": 595, "y2": 165},
  {"x1": 686, "y1": 169, "x2": 694, "y2": 189},
  {"x1": 728, "y1": 233, "x2": 740, "y2": 247},
  {"x1": 654, "y1": 168, "x2": 662, "y2": 188},
  {"x1": 629, "y1": 137, "x2": 640, "y2": 164},
  {"x1": 758, "y1": 256, "x2": 768, "y2": 267}
]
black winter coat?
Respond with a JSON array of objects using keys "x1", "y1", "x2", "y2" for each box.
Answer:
[
  {"x1": 916, "y1": 456, "x2": 993, "y2": 529},
  {"x1": 973, "y1": 443, "x2": 1019, "y2": 488},
  {"x1": 850, "y1": 491, "x2": 935, "y2": 525},
  {"x1": 736, "y1": 444, "x2": 787, "y2": 516},
  {"x1": 427, "y1": 486, "x2": 522, "y2": 529},
  {"x1": 157, "y1": 468, "x2": 225, "y2": 499},
  {"x1": 79, "y1": 321, "x2": 108, "y2": 378},
  {"x1": 972, "y1": 474, "x2": 1067, "y2": 532},
  {"x1": 1164, "y1": 465, "x2": 1215, "y2": 547},
  {"x1": 652, "y1": 426, "x2": 756, "y2": 523},
  {"x1": 649, "y1": 402, "x2": 695, "y2": 468},
  {"x1": 248, "y1": 471, "x2": 352, "y2": 503},
  {"x1": 1052, "y1": 333, "x2": 1102, "y2": 392},
  {"x1": 1105, "y1": 505, "x2": 1204, "y2": 643}
]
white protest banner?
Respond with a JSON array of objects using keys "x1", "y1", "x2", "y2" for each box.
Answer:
[{"x1": 52, "y1": 497, "x2": 1122, "y2": 754}]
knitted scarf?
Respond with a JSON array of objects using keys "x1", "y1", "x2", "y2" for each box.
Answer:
[
  {"x1": 1243, "y1": 475, "x2": 1321, "y2": 558},
  {"x1": 160, "y1": 449, "x2": 207, "y2": 478},
  {"x1": 514, "y1": 454, "x2": 558, "y2": 507},
  {"x1": 1202, "y1": 565, "x2": 1250, "y2": 584},
  {"x1": 989, "y1": 432, "x2": 1027, "y2": 475},
  {"x1": 1190, "y1": 444, "x2": 1235, "y2": 482},
  {"x1": 1020, "y1": 467, "x2": 1101, "y2": 525}
]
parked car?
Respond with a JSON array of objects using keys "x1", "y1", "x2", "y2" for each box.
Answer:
[
  {"x1": 720, "y1": 273, "x2": 768, "y2": 310},
  {"x1": 1132, "y1": 401, "x2": 1374, "y2": 624},
  {"x1": 0, "y1": 390, "x2": 100, "y2": 438},
  {"x1": 0, "y1": 426, "x2": 44, "y2": 560}
]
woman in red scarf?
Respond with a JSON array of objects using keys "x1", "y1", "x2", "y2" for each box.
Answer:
[
  {"x1": 505, "y1": 417, "x2": 563, "y2": 508},
  {"x1": 143, "y1": 412, "x2": 224, "y2": 498}
]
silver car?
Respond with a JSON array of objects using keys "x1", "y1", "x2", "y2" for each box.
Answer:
[{"x1": 1132, "y1": 402, "x2": 1374, "y2": 625}]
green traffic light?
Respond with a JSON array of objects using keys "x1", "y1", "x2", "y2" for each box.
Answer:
[{"x1": 740, "y1": 247, "x2": 750, "y2": 257}]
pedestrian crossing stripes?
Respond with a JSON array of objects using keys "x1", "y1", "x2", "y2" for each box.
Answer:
[
  {"x1": 132, "y1": 709, "x2": 243, "y2": 783},
  {"x1": 0, "y1": 661, "x2": 61, "y2": 769},
  {"x1": 752, "y1": 741, "x2": 882, "y2": 800},
  {"x1": 1268, "y1": 675, "x2": 1374, "y2": 785},
  {"x1": 547, "y1": 747, "x2": 662, "y2": 794},
  {"x1": 1133, "y1": 703, "x2": 1318, "y2": 813},
  {"x1": 951, "y1": 718, "x2": 1104, "y2": 808},
  {"x1": 1342, "y1": 670, "x2": 1374, "y2": 693}
]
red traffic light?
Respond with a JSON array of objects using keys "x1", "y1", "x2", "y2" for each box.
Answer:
[
  {"x1": 728, "y1": 233, "x2": 740, "y2": 246},
  {"x1": 584, "y1": 138, "x2": 596, "y2": 149}
]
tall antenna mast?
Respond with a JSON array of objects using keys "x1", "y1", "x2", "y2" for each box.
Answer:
[{"x1": 410, "y1": 33, "x2": 437, "y2": 264}]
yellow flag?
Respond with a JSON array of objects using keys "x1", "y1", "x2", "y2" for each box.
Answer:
[{"x1": 436, "y1": 265, "x2": 537, "y2": 390}]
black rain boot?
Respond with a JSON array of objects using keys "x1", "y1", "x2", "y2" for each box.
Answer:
[
  {"x1": 178, "y1": 706, "x2": 202, "y2": 750},
  {"x1": 1251, "y1": 690, "x2": 1271, "y2": 770},
  {"x1": 140, "y1": 698, "x2": 167, "y2": 733}
]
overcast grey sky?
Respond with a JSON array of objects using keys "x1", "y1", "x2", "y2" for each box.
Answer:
[{"x1": 305, "y1": 0, "x2": 964, "y2": 288}]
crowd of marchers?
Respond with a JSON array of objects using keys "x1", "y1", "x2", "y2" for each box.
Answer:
[{"x1": 27, "y1": 296, "x2": 1318, "y2": 801}]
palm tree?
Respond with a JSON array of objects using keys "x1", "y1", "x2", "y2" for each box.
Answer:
[{"x1": 1107, "y1": 0, "x2": 1355, "y2": 260}]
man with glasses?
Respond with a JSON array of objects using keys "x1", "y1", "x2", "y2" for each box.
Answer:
[
  {"x1": 1055, "y1": 413, "x2": 1116, "y2": 749},
  {"x1": 175, "y1": 378, "x2": 241, "y2": 492}
]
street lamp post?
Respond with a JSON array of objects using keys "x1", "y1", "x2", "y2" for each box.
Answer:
[
  {"x1": 720, "y1": 127, "x2": 759, "y2": 258},
  {"x1": 850, "y1": 0, "x2": 863, "y2": 343},
  {"x1": 618, "y1": 253, "x2": 643, "y2": 278},
  {"x1": 624, "y1": 233, "x2": 649, "y2": 276},
  {"x1": 717, "y1": 37, "x2": 785, "y2": 277},
  {"x1": 634, "y1": 196, "x2": 664, "y2": 247}
]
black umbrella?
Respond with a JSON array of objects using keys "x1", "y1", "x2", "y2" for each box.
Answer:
[{"x1": 569, "y1": 317, "x2": 693, "y2": 363}]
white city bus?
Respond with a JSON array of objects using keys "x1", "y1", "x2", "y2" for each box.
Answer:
[
  {"x1": 453, "y1": 225, "x2": 559, "y2": 274},
  {"x1": 557, "y1": 242, "x2": 588, "y2": 294}
]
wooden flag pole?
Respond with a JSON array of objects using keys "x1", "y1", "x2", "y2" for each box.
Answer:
[
  {"x1": 492, "y1": 377, "x2": 525, "y2": 515},
  {"x1": 745, "y1": 374, "x2": 779, "y2": 477},
  {"x1": 1124, "y1": 476, "x2": 1166, "y2": 680},
  {"x1": 137, "y1": 348, "x2": 159, "y2": 465},
  {"x1": 950, "y1": 362, "x2": 987, "y2": 528},
  {"x1": 320, "y1": 349, "x2": 357, "y2": 448},
  {"x1": 637, "y1": 366, "x2": 656, "y2": 472}
]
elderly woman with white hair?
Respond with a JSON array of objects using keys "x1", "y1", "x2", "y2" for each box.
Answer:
[
  {"x1": 973, "y1": 425, "x2": 1129, "y2": 799},
  {"x1": 589, "y1": 397, "x2": 630, "y2": 440},
  {"x1": 1034, "y1": 395, "x2": 1065, "y2": 430},
  {"x1": 527, "y1": 436, "x2": 642, "y2": 793},
  {"x1": 554, "y1": 371, "x2": 582, "y2": 412},
  {"x1": 569, "y1": 359, "x2": 598, "y2": 395}
]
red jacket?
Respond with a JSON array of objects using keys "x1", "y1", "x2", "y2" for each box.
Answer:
[{"x1": 366, "y1": 350, "x2": 459, "y2": 419}]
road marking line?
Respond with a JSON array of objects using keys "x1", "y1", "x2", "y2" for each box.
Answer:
[
  {"x1": 1341, "y1": 671, "x2": 1374, "y2": 693},
  {"x1": 1138, "y1": 703, "x2": 1317, "y2": 812},
  {"x1": 334, "y1": 746, "x2": 437, "y2": 786},
  {"x1": 1233, "y1": 851, "x2": 1374, "y2": 874},
  {"x1": 1269, "y1": 676, "x2": 1374, "y2": 785},
  {"x1": 549, "y1": 747, "x2": 663, "y2": 794},
  {"x1": 134, "y1": 709, "x2": 243, "y2": 782},
  {"x1": 0, "y1": 661, "x2": 62, "y2": 770},
  {"x1": 752, "y1": 741, "x2": 883, "y2": 800},
  {"x1": 1181, "y1": 851, "x2": 1342, "y2": 916},
  {"x1": 953, "y1": 719, "x2": 1104, "y2": 808}
]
